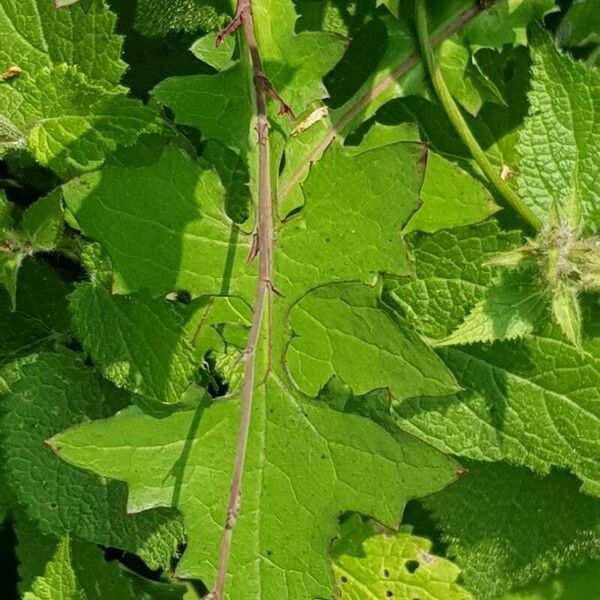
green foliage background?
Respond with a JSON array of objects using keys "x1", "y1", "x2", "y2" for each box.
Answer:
[{"x1": 0, "y1": 0, "x2": 599, "y2": 599}]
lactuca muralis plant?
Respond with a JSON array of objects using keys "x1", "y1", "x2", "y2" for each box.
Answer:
[{"x1": 0, "y1": 1, "x2": 598, "y2": 599}]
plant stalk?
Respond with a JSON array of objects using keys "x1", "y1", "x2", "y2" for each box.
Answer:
[
  {"x1": 210, "y1": 0, "x2": 275, "y2": 597},
  {"x1": 278, "y1": 0, "x2": 503, "y2": 204},
  {"x1": 415, "y1": 0, "x2": 541, "y2": 231}
]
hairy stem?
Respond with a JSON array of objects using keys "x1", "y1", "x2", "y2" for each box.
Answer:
[
  {"x1": 415, "y1": 0, "x2": 541, "y2": 231},
  {"x1": 278, "y1": 0, "x2": 500, "y2": 204},
  {"x1": 210, "y1": 0, "x2": 275, "y2": 597}
]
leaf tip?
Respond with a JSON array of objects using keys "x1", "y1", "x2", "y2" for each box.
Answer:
[{"x1": 44, "y1": 435, "x2": 61, "y2": 455}]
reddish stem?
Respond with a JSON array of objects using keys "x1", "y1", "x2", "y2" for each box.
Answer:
[{"x1": 209, "y1": 1, "x2": 277, "y2": 598}]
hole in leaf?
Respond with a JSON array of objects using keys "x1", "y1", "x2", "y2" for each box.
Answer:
[
  {"x1": 405, "y1": 560, "x2": 419, "y2": 574},
  {"x1": 174, "y1": 289, "x2": 191, "y2": 304}
]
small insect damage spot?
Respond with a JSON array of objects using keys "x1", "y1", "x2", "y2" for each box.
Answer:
[
  {"x1": 405, "y1": 560, "x2": 419, "y2": 574},
  {"x1": 1, "y1": 65, "x2": 22, "y2": 81}
]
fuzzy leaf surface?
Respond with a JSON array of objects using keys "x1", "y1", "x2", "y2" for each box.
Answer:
[
  {"x1": 438, "y1": 269, "x2": 548, "y2": 346},
  {"x1": 397, "y1": 328, "x2": 600, "y2": 495},
  {"x1": 1, "y1": 352, "x2": 184, "y2": 568},
  {"x1": 70, "y1": 284, "x2": 197, "y2": 403},
  {"x1": 0, "y1": 0, "x2": 125, "y2": 87},
  {"x1": 516, "y1": 29, "x2": 600, "y2": 226},
  {"x1": 16, "y1": 515, "x2": 188, "y2": 600},
  {"x1": 498, "y1": 560, "x2": 600, "y2": 600},
  {"x1": 0, "y1": 0, "x2": 158, "y2": 175},
  {"x1": 5, "y1": 65, "x2": 159, "y2": 177},
  {"x1": 385, "y1": 221, "x2": 521, "y2": 340},
  {"x1": 22, "y1": 536, "x2": 83, "y2": 600},
  {"x1": 423, "y1": 461, "x2": 600, "y2": 600}
]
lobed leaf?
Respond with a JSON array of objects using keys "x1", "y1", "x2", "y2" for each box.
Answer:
[
  {"x1": 286, "y1": 282, "x2": 458, "y2": 398},
  {"x1": 49, "y1": 375, "x2": 459, "y2": 598}
]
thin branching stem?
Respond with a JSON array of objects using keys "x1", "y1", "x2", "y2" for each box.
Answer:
[
  {"x1": 210, "y1": 0, "x2": 276, "y2": 597},
  {"x1": 415, "y1": 0, "x2": 542, "y2": 231},
  {"x1": 277, "y1": 0, "x2": 503, "y2": 204}
]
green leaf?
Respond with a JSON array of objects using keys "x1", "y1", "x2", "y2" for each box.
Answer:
[
  {"x1": 0, "y1": 250, "x2": 20, "y2": 309},
  {"x1": 286, "y1": 282, "x2": 459, "y2": 398},
  {"x1": 48, "y1": 375, "x2": 458, "y2": 597},
  {"x1": 65, "y1": 139, "x2": 458, "y2": 402},
  {"x1": 332, "y1": 514, "x2": 474, "y2": 600},
  {"x1": 557, "y1": 0, "x2": 600, "y2": 48},
  {"x1": 63, "y1": 146, "x2": 233, "y2": 296},
  {"x1": 452, "y1": 0, "x2": 557, "y2": 50},
  {"x1": 0, "y1": 0, "x2": 160, "y2": 176},
  {"x1": 438, "y1": 269, "x2": 548, "y2": 345},
  {"x1": 134, "y1": 0, "x2": 219, "y2": 36},
  {"x1": 16, "y1": 513, "x2": 189, "y2": 600},
  {"x1": 323, "y1": 0, "x2": 545, "y2": 132},
  {"x1": 423, "y1": 461, "x2": 600, "y2": 599},
  {"x1": 10, "y1": 65, "x2": 160, "y2": 177},
  {"x1": 203, "y1": 141, "x2": 251, "y2": 224},
  {"x1": 516, "y1": 28, "x2": 600, "y2": 227},
  {"x1": 277, "y1": 141, "x2": 425, "y2": 296},
  {"x1": 0, "y1": 259, "x2": 72, "y2": 365},
  {"x1": 397, "y1": 328, "x2": 600, "y2": 495},
  {"x1": 1, "y1": 351, "x2": 184, "y2": 568},
  {"x1": 70, "y1": 284, "x2": 197, "y2": 403},
  {"x1": 153, "y1": 0, "x2": 346, "y2": 153},
  {"x1": 404, "y1": 151, "x2": 500, "y2": 234},
  {"x1": 0, "y1": 189, "x2": 14, "y2": 230},
  {"x1": 552, "y1": 283, "x2": 583, "y2": 349},
  {"x1": 437, "y1": 38, "x2": 494, "y2": 116},
  {"x1": 182, "y1": 294, "x2": 252, "y2": 359},
  {"x1": 498, "y1": 560, "x2": 600, "y2": 600},
  {"x1": 385, "y1": 220, "x2": 521, "y2": 340},
  {"x1": 22, "y1": 190, "x2": 65, "y2": 251},
  {"x1": 329, "y1": 122, "x2": 499, "y2": 234},
  {"x1": 190, "y1": 31, "x2": 236, "y2": 72},
  {"x1": 22, "y1": 536, "x2": 84, "y2": 600},
  {"x1": 0, "y1": 0, "x2": 126, "y2": 87},
  {"x1": 0, "y1": 190, "x2": 65, "y2": 309}
]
